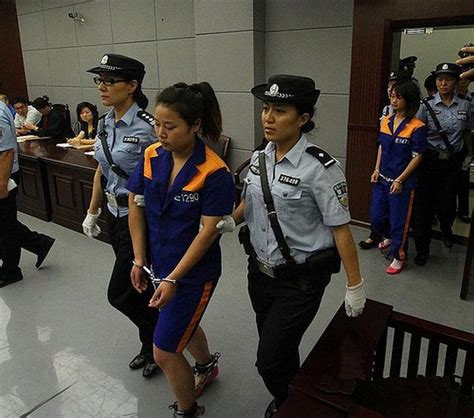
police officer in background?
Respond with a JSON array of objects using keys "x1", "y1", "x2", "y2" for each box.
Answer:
[
  {"x1": 218, "y1": 75, "x2": 366, "y2": 417},
  {"x1": 0, "y1": 100, "x2": 55, "y2": 287},
  {"x1": 413, "y1": 63, "x2": 472, "y2": 266},
  {"x1": 82, "y1": 54, "x2": 159, "y2": 377}
]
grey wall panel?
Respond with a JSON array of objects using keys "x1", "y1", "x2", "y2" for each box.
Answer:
[
  {"x1": 155, "y1": 0, "x2": 195, "y2": 40},
  {"x1": 18, "y1": 12, "x2": 47, "y2": 51},
  {"x1": 196, "y1": 32, "x2": 256, "y2": 92},
  {"x1": 265, "y1": 0, "x2": 353, "y2": 31},
  {"x1": 27, "y1": 86, "x2": 54, "y2": 103},
  {"x1": 195, "y1": 0, "x2": 261, "y2": 34},
  {"x1": 52, "y1": 86, "x2": 84, "y2": 122},
  {"x1": 16, "y1": 0, "x2": 42, "y2": 15},
  {"x1": 216, "y1": 92, "x2": 256, "y2": 151},
  {"x1": 142, "y1": 89, "x2": 159, "y2": 111},
  {"x1": 74, "y1": 1, "x2": 113, "y2": 46},
  {"x1": 113, "y1": 42, "x2": 159, "y2": 90},
  {"x1": 110, "y1": 0, "x2": 156, "y2": 43},
  {"x1": 48, "y1": 48, "x2": 81, "y2": 87},
  {"x1": 157, "y1": 39, "x2": 196, "y2": 86},
  {"x1": 44, "y1": 7, "x2": 78, "y2": 48},
  {"x1": 265, "y1": 28, "x2": 352, "y2": 95},
  {"x1": 78, "y1": 45, "x2": 114, "y2": 87},
  {"x1": 23, "y1": 50, "x2": 52, "y2": 86},
  {"x1": 253, "y1": 31, "x2": 265, "y2": 84},
  {"x1": 43, "y1": 0, "x2": 74, "y2": 10},
  {"x1": 310, "y1": 94, "x2": 349, "y2": 159}
]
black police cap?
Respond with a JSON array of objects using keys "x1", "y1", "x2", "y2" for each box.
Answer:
[
  {"x1": 87, "y1": 54, "x2": 146, "y2": 82},
  {"x1": 433, "y1": 62, "x2": 461, "y2": 77},
  {"x1": 251, "y1": 74, "x2": 320, "y2": 105},
  {"x1": 388, "y1": 69, "x2": 412, "y2": 82}
]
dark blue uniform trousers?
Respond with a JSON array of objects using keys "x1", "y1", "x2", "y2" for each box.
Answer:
[
  {"x1": 370, "y1": 181, "x2": 414, "y2": 260},
  {"x1": 247, "y1": 256, "x2": 330, "y2": 407}
]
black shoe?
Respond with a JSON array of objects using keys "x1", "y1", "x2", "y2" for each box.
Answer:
[
  {"x1": 129, "y1": 353, "x2": 147, "y2": 370},
  {"x1": 358, "y1": 239, "x2": 378, "y2": 250},
  {"x1": 142, "y1": 359, "x2": 160, "y2": 378},
  {"x1": 35, "y1": 236, "x2": 55, "y2": 268},
  {"x1": 414, "y1": 254, "x2": 428, "y2": 266},
  {"x1": 264, "y1": 399, "x2": 278, "y2": 418},
  {"x1": 0, "y1": 268, "x2": 23, "y2": 288},
  {"x1": 169, "y1": 401, "x2": 205, "y2": 417}
]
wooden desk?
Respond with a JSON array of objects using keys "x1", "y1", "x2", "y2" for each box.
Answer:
[{"x1": 17, "y1": 138, "x2": 109, "y2": 240}]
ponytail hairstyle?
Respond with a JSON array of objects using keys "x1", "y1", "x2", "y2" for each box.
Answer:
[
  {"x1": 156, "y1": 82, "x2": 222, "y2": 143},
  {"x1": 117, "y1": 70, "x2": 149, "y2": 109},
  {"x1": 133, "y1": 86, "x2": 149, "y2": 109},
  {"x1": 294, "y1": 101, "x2": 316, "y2": 133}
]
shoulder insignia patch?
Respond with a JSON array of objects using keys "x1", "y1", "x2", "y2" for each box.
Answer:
[
  {"x1": 333, "y1": 181, "x2": 349, "y2": 210},
  {"x1": 306, "y1": 146, "x2": 336, "y2": 168},
  {"x1": 137, "y1": 110, "x2": 155, "y2": 127}
]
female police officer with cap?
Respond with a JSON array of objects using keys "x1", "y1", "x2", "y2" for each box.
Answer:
[
  {"x1": 413, "y1": 62, "x2": 472, "y2": 266},
  {"x1": 218, "y1": 74, "x2": 366, "y2": 417},
  {"x1": 82, "y1": 54, "x2": 159, "y2": 377}
]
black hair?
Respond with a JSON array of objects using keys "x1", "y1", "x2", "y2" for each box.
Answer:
[
  {"x1": 32, "y1": 96, "x2": 51, "y2": 110},
  {"x1": 120, "y1": 71, "x2": 148, "y2": 109},
  {"x1": 11, "y1": 96, "x2": 28, "y2": 106},
  {"x1": 156, "y1": 82, "x2": 222, "y2": 143},
  {"x1": 424, "y1": 74, "x2": 437, "y2": 93},
  {"x1": 391, "y1": 81, "x2": 421, "y2": 118},
  {"x1": 294, "y1": 101, "x2": 316, "y2": 133},
  {"x1": 76, "y1": 101, "x2": 99, "y2": 135}
]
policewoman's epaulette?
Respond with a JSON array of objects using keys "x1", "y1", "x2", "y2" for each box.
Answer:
[
  {"x1": 423, "y1": 95, "x2": 434, "y2": 101},
  {"x1": 306, "y1": 146, "x2": 336, "y2": 168},
  {"x1": 137, "y1": 110, "x2": 155, "y2": 126}
]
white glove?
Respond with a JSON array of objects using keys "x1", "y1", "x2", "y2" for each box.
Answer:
[
  {"x1": 462, "y1": 155, "x2": 472, "y2": 171},
  {"x1": 344, "y1": 278, "x2": 366, "y2": 317},
  {"x1": 134, "y1": 194, "x2": 145, "y2": 207},
  {"x1": 82, "y1": 209, "x2": 102, "y2": 238},
  {"x1": 216, "y1": 215, "x2": 236, "y2": 233}
]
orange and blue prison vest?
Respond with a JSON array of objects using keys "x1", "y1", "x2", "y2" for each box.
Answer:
[
  {"x1": 378, "y1": 114, "x2": 427, "y2": 189},
  {"x1": 127, "y1": 138, "x2": 235, "y2": 284}
]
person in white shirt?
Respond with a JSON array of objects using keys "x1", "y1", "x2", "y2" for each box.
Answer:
[{"x1": 11, "y1": 97, "x2": 41, "y2": 135}]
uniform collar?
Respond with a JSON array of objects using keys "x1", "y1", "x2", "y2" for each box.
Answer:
[
  {"x1": 263, "y1": 134, "x2": 308, "y2": 168},
  {"x1": 433, "y1": 91, "x2": 460, "y2": 106},
  {"x1": 105, "y1": 102, "x2": 139, "y2": 126}
]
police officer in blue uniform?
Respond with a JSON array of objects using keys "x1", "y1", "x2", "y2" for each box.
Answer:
[
  {"x1": 0, "y1": 101, "x2": 55, "y2": 287},
  {"x1": 82, "y1": 54, "x2": 159, "y2": 377},
  {"x1": 218, "y1": 75, "x2": 366, "y2": 417},
  {"x1": 413, "y1": 63, "x2": 472, "y2": 266}
]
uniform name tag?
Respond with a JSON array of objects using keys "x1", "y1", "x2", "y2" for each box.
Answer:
[
  {"x1": 395, "y1": 137, "x2": 409, "y2": 145},
  {"x1": 434, "y1": 110, "x2": 441, "y2": 115},
  {"x1": 278, "y1": 174, "x2": 300, "y2": 186},
  {"x1": 457, "y1": 110, "x2": 467, "y2": 115},
  {"x1": 123, "y1": 136, "x2": 139, "y2": 144}
]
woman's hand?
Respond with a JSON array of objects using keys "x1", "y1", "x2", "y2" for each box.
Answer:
[
  {"x1": 23, "y1": 122, "x2": 37, "y2": 131},
  {"x1": 370, "y1": 170, "x2": 379, "y2": 183},
  {"x1": 149, "y1": 280, "x2": 177, "y2": 309},
  {"x1": 130, "y1": 265, "x2": 148, "y2": 293},
  {"x1": 390, "y1": 180, "x2": 402, "y2": 194},
  {"x1": 67, "y1": 137, "x2": 81, "y2": 145}
]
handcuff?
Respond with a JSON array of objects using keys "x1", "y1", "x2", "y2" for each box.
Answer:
[{"x1": 132, "y1": 260, "x2": 177, "y2": 289}]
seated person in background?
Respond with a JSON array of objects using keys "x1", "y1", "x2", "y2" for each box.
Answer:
[
  {"x1": 24, "y1": 96, "x2": 70, "y2": 139},
  {"x1": 68, "y1": 101, "x2": 99, "y2": 146},
  {"x1": 0, "y1": 94, "x2": 16, "y2": 117},
  {"x1": 11, "y1": 96, "x2": 42, "y2": 135}
]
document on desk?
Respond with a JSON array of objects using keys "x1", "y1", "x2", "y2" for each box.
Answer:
[
  {"x1": 84, "y1": 151, "x2": 95, "y2": 156},
  {"x1": 56, "y1": 143, "x2": 74, "y2": 148},
  {"x1": 17, "y1": 135, "x2": 50, "y2": 142}
]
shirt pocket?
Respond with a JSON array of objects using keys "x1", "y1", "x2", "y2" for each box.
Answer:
[{"x1": 272, "y1": 188, "x2": 303, "y2": 220}]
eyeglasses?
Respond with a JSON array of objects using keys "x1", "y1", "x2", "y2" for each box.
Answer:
[{"x1": 93, "y1": 76, "x2": 127, "y2": 86}]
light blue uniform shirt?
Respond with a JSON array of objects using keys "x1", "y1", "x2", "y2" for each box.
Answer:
[
  {"x1": 416, "y1": 92, "x2": 471, "y2": 153},
  {"x1": 243, "y1": 135, "x2": 350, "y2": 266},
  {"x1": 0, "y1": 101, "x2": 19, "y2": 174},
  {"x1": 94, "y1": 102, "x2": 156, "y2": 217}
]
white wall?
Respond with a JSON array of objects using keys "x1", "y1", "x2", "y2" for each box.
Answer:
[{"x1": 16, "y1": 0, "x2": 354, "y2": 168}]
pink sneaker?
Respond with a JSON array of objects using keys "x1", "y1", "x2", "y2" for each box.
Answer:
[
  {"x1": 194, "y1": 352, "x2": 220, "y2": 398},
  {"x1": 378, "y1": 238, "x2": 392, "y2": 250}
]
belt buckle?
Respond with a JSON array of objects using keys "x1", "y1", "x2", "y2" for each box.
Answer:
[
  {"x1": 257, "y1": 259, "x2": 275, "y2": 278},
  {"x1": 105, "y1": 192, "x2": 118, "y2": 207}
]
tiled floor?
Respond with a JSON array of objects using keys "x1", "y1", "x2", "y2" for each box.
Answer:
[{"x1": 0, "y1": 213, "x2": 472, "y2": 417}]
